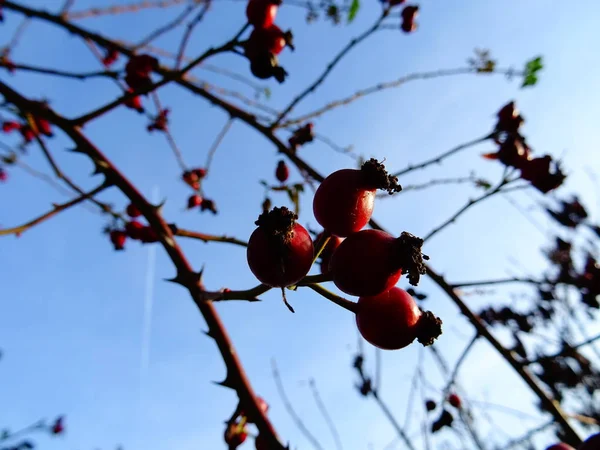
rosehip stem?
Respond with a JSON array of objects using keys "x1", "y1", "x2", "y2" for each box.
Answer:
[
  {"x1": 311, "y1": 230, "x2": 331, "y2": 266},
  {"x1": 307, "y1": 284, "x2": 358, "y2": 314}
]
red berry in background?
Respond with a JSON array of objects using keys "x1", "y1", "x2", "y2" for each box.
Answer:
[
  {"x1": 356, "y1": 287, "x2": 442, "y2": 350},
  {"x1": 147, "y1": 108, "x2": 170, "y2": 132},
  {"x1": 187, "y1": 194, "x2": 202, "y2": 209},
  {"x1": 0, "y1": 167, "x2": 7, "y2": 182},
  {"x1": 519, "y1": 155, "x2": 566, "y2": 194},
  {"x1": 482, "y1": 137, "x2": 531, "y2": 169},
  {"x1": 578, "y1": 433, "x2": 600, "y2": 450},
  {"x1": 125, "y1": 54, "x2": 158, "y2": 90},
  {"x1": 401, "y1": 19, "x2": 417, "y2": 33},
  {"x1": 224, "y1": 423, "x2": 248, "y2": 449},
  {"x1": 255, "y1": 435, "x2": 269, "y2": 450},
  {"x1": 314, "y1": 232, "x2": 343, "y2": 275},
  {"x1": 182, "y1": 169, "x2": 206, "y2": 190},
  {"x1": 246, "y1": 25, "x2": 293, "y2": 59},
  {"x1": 275, "y1": 160, "x2": 289, "y2": 183},
  {"x1": 140, "y1": 226, "x2": 159, "y2": 243},
  {"x1": 124, "y1": 89, "x2": 145, "y2": 113},
  {"x1": 200, "y1": 198, "x2": 218, "y2": 214},
  {"x1": 546, "y1": 444, "x2": 575, "y2": 450},
  {"x1": 247, "y1": 206, "x2": 314, "y2": 287},
  {"x1": 126, "y1": 203, "x2": 142, "y2": 218},
  {"x1": 50, "y1": 416, "x2": 65, "y2": 435},
  {"x1": 495, "y1": 101, "x2": 524, "y2": 134},
  {"x1": 33, "y1": 116, "x2": 53, "y2": 137},
  {"x1": 110, "y1": 230, "x2": 127, "y2": 250},
  {"x1": 329, "y1": 229, "x2": 428, "y2": 296},
  {"x1": 246, "y1": 0, "x2": 280, "y2": 29},
  {"x1": 425, "y1": 399, "x2": 436, "y2": 412},
  {"x1": 125, "y1": 221, "x2": 145, "y2": 240},
  {"x1": 102, "y1": 48, "x2": 119, "y2": 67},
  {"x1": 313, "y1": 159, "x2": 402, "y2": 237},
  {"x1": 20, "y1": 125, "x2": 35, "y2": 143},
  {"x1": 447, "y1": 393, "x2": 461, "y2": 408},
  {"x1": 2, "y1": 120, "x2": 21, "y2": 133},
  {"x1": 401, "y1": 5, "x2": 419, "y2": 32}
]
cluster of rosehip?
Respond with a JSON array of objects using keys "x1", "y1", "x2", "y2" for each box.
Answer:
[
  {"x1": 243, "y1": 0, "x2": 293, "y2": 83},
  {"x1": 223, "y1": 396, "x2": 272, "y2": 450},
  {"x1": 483, "y1": 101, "x2": 566, "y2": 193},
  {"x1": 181, "y1": 167, "x2": 218, "y2": 214},
  {"x1": 107, "y1": 203, "x2": 169, "y2": 250},
  {"x1": 246, "y1": 158, "x2": 442, "y2": 350},
  {"x1": 425, "y1": 393, "x2": 462, "y2": 433},
  {"x1": 1, "y1": 102, "x2": 54, "y2": 144},
  {"x1": 547, "y1": 434, "x2": 600, "y2": 450}
]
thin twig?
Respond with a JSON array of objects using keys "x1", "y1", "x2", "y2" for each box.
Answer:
[
  {"x1": 306, "y1": 284, "x2": 357, "y2": 313},
  {"x1": 273, "y1": 12, "x2": 387, "y2": 126},
  {"x1": 176, "y1": 2, "x2": 211, "y2": 69},
  {"x1": 135, "y1": 3, "x2": 198, "y2": 49},
  {"x1": 65, "y1": 0, "x2": 191, "y2": 19},
  {"x1": 377, "y1": 175, "x2": 478, "y2": 198},
  {"x1": 272, "y1": 360, "x2": 325, "y2": 450},
  {"x1": 0, "y1": 62, "x2": 120, "y2": 80},
  {"x1": 450, "y1": 277, "x2": 541, "y2": 289},
  {"x1": 308, "y1": 379, "x2": 344, "y2": 450},
  {"x1": 1, "y1": 17, "x2": 30, "y2": 54},
  {"x1": 441, "y1": 334, "x2": 479, "y2": 400},
  {"x1": 205, "y1": 117, "x2": 233, "y2": 172}
]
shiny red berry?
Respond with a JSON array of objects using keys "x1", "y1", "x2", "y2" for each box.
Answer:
[
  {"x1": 246, "y1": 25, "x2": 292, "y2": 59},
  {"x1": 124, "y1": 89, "x2": 144, "y2": 113},
  {"x1": 356, "y1": 287, "x2": 441, "y2": 350},
  {"x1": 246, "y1": 0, "x2": 279, "y2": 29},
  {"x1": 275, "y1": 160, "x2": 289, "y2": 183},
  {"x1": 447, "y1": 393, "x2": 461, "y2": 408},
  {"x1": 20, "y1": 125, "x2": 36, "y2": 143},
  {"x1": 313, "y1": 159, "x2": 402, "y2": 237},
  {"x1": 329, "y1": 229, "x2": 427, "y2": 296},
  {"x1": 102, "y1": 48, "x2": 119, "y2": 67},
  {"x1": 126, "y1": 203, "x2": 142, "y2": 218},
  {"x1": 110, "y1": 230, "x2": 127, "y2": 250},
  {"x1": 187, "y1": 194, "x2": 203, "y2": 209},
  {"x1": 2, "y1": 121, "x2": 21, "y2": 133},
  {"x1": 247, "y1": 207, "x2": 314, "y2": 287}
]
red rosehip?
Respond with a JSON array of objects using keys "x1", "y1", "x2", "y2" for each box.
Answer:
[
  {"x1": 126, "y1": 203, "x2": 142, "y2": 218},
  {"x1": 578, "y1": 433, "x2": 600, "y2": 450},
  {"x1": 20, "y1": 125, "x2": 36, "y2": 143},
  {"x1": 224, "y1": 423, "x2": 248, "y2": 449},
  {"x1": 401, "y1": 20, "x2": 417, "y2": 33},
  {"x1": 447, "y1": 393, "x2": 461, "y2": 408},
  {"x1": 182, "y1": 169, "x2": 205, "y2": 190},
  {"x1": 546, "y1": 444, "x2": 575, "y2": 450},
  {"x1": 313, "y1": 159, "x2": 402, "y2": 237},
  {"x1": 0, "y1": 167, "x2": 7, "y2": 182},
  {"x1": 255, "y1": 435, "x2": 269, "y2": 450},
  {"x1": 246, "y1": 25, "x2": 292, "y2": 59},
  {"x1": 110, "y1": 230, "x2": 127, "y2": 250},
  {"x1": 401, "y1": 5, "x2": 419, "y2": 20},
  {"x1": 102, "y1": 48, "x2": 119, "y2": 67},
  {"x1": 495, "y1": 101, "x2": 524, "y2": 133},
  {"x1": 147, "y1": 108, "x2": 169, "y2": 132},
  {"x1": 314, "y1": 232, "x2": 343, "y2": 275},
  {"x1": 2, "y1": 120, "x2": 21, "y2": 133},
  {"x1": 124, "y1": 89, "x2": 145, "y2": 113},
  {"x1": 51, "y1": 416, "x2": 65, "y2": 435},
  {"x1": 246, "y1": 0, "x2": 280, "y2": 29},
  {"x1": 33, "y1": 116, "x2": 53, "y2": 137},
  {"x1": 192, "y1": 167, "x2": 207, "y2": 179},
  {"x1": 125, "y1": 54, "x2": 158, "y2": 90},
  {"x1": 275, "y1": 160, "x2": 289, "y2": 183},
  {"x1": 187, "y1": 194, "x2": 203, "y2": 209},
  {"x1": 140, "y1": 226, "x2": 159, "y2": 243},
  {"x1": 519, "y1": 155, "x2": 566, "y2": 194},
  {"x1": 329, "y1": 229, "x2": 427, "y2": 296},
  {"x1": 125, "y1": 221, "x2": 145, "y2": 240},
  {"x1": 356, "y1": 287, "x2": 442, "y2": 350},
  {"x1": 247, "y1": 206, "x2": 314, "y2": 287}
]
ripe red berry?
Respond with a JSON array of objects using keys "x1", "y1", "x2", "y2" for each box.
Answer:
[
  {"x1": 313, "y1": 159, "x2": 402, "y2": 237},
  {"x1": 0, "y1": 167, "x2": 7, "y2": 182},
  {"x1": 224, "y1": 423, "x2": 248, "y2": 449},
  {"x1": 578, "y1": 433, "x2": 600, "y2": 450},
  {"x1": 187, "y1": 194, "x2": 203, "y2": 209},
  {"x1": 546, "y1": 444, "x2": 574, "y2": 450},
  {"x1": 182, "y1": 169, "x2": 206, "y2": 190},
  {"x1": 33, "y1": 116, "x2": 53, "y2": 137},
  {"x1": 140, "y1": 226, "x2": 159, "y2": 243},
  {"x1": 147, "y1": 108, "x2": 169, "y2": 132},
  {"x1": 20, "y1": 125, "x2": 36, "y2": 143},
  {"x1": 246, "y1": 25, "x2": 292, "y2": 59},
  {"x1": 447, "y1": 393, "x2": 461, "y2": 408},
  {"x1": 125, "y1": 54, "x2": 158, "y2": 90},
  {"x1": 2, "y1": 120, "x2": 21, "y2": 133},
  {"x1": 102, "y1": 48, "x2": 119, "y2": 67},
  {"x1": 247, "y1": 206, "x2": 314, "y2": 287},
  {"x1": 110, "y1": 230, "x2": 127, "y2": 250},
  {"x1": 246, "y1": 0, "x2": 280, "y2": 29},
  {"x1": 124, "y1": 89, "x2": 145, "y2": 113},
  {"x1": 356, "y1": 287, "x2": 442, "y2": 350},
  {"x1": 329, "y1": 229, "x2": 428, "y2": 296},
  {"x1": 126, "y1": 203, "x2": 142, "y2": 218},
  {"x1": 50, "y1": 416, "x2": 65, "y2": 435},
  {"x1": 314, "y1": 232, "x2": 343, "y2": 275},
  {"x1": 125, "y1": 221, "x2": 145, "y2": 240},
  {"x1": 275, "y1": 160, "x2": 289, "y2": 183},
  {"x1": 192, "y1": 167, "x2": 207, "y2": 179}
]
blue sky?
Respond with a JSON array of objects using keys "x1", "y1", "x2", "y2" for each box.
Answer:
[{"x1": 1, "y1": 1, "x2": 600, "y2": 449}]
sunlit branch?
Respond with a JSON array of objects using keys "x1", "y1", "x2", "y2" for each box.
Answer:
[
  {"x1": 0, "y1": 183, "x2": 108, "y2": 236},
  {"x1": 279, "y1": 69, "x2": 522, "y2": 128},
  {"x1": 272, "y1": 359, "x2": 325, "y2": 450},
  {"x1": 450, "y1": 277, "x2": 542, "y2": 289}
]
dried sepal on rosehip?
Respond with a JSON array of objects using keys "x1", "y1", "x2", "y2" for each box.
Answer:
[
  {"x1": 50, "y1": 416, "x2": 65, "y2": 435},
  {"x1": 356, "y1": 287, "x2": 442, "y2": 350},
  {"x1": 314, "y1": 158, "x2": 402, "y2": 237},
  {"x1": 200, "y1": 198, "x2": 218, "y2": 214},
  {"x1": 147, "y1": 108, "x2": 169, "y2": 132},
  {"x1": 482, "y1": 136, "x2": 531, "y2": 169},
  {"x1": 275, "y1": 160, "x2": 289, "y2": 183},
  {"x1": 246, "y1": 206, "x2": 314, "y2": 288},
  {"x1": 249, "y1": 51, "x2": 288, "y2": 83},
  {"x1": 431, "y1": 409, "x2": 453, "y2": 433},
  {"x1": 329, "y1": 230, "x2": 428, "y2": 296},
  {"x1": 400, "y1": 5, "x2": 419, "y2": 33},
  {"x1": 495, "y1": 101, "x2": 525, "y2": 135},
  {"x1": 187, "y1": 194, "x2": 203, "y2": 209},
  {"x1": 519, "y1": 155, "x2": 566, "y2": 194}
]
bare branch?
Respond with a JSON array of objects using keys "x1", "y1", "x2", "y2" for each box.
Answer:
[
  {"x1": 206, "y1": 117, "x2": 233, "y2": 172},
  {"x1": 308, "y1": 379, "x2": 344, "y2": 450},
  {"x1": 0, "y1": 61, "x2": 120, "y2": 80},
  {"x1": 135, "y1": 3, "x2": 198, "y2": 49},
  {"x1": 65, "y1": 0, "x2": 191, "y2": 20},
  {"x1": 176, "y1": 2, "x2": 211, "y2": 69}
]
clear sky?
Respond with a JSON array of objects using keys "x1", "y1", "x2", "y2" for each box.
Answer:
[{"x1": 1, "y1": 1, "x2": 600, "y2": 449}]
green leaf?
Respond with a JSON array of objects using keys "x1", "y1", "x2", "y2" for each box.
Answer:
[
  {"x1": 521, "y1": 56, "x2": 543, "y2": 88},
  {"x1": 522, "y1": 74, "x2": 538, "y2": 88},
  {"x1": 347, "y1": 0, "x2": 360, "y2": 23}
]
